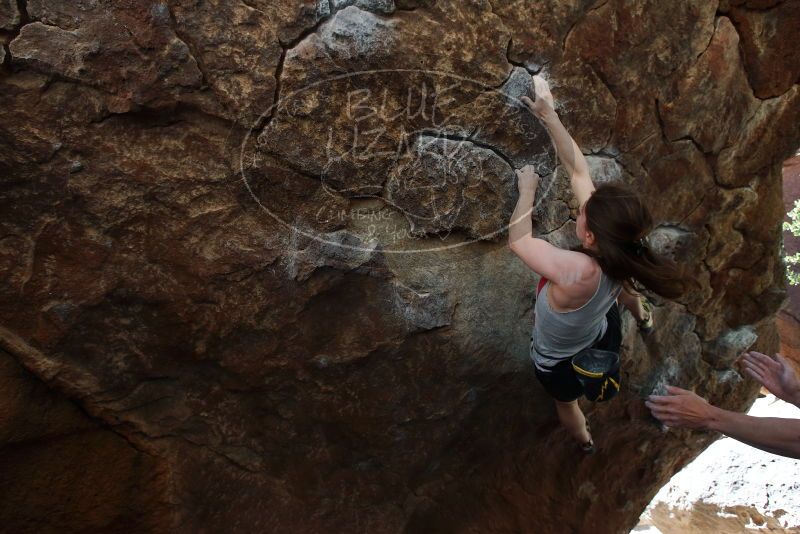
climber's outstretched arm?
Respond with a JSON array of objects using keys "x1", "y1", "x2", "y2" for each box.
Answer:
[
  {"x1": 509, "y1": 166, "x2": 595, "y2": 285},
  {"x1": 521, "y1": 75, "x2": 595, "y2": 207},
  {"x1": 541, "y1": 111, "x2": 595, "y2": 208}
]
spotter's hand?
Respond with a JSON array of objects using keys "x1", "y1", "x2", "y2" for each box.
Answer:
[
  {"x1": 645, "y1": 386, "x2": 715, "y2": 430},
  {"x1": 740, "y1": 351, "x2": 800, "y2": 406}
]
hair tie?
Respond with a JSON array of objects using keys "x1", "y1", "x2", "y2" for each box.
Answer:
[{"x1": 635, "y1": 237, "x2": 647, "y2": 257}]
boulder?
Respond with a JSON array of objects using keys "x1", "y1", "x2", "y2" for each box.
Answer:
[{"x1": 0, "y1": 1, "x2": 798, "y2": 532}]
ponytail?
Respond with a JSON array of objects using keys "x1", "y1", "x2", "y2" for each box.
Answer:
[{"x1": 583, "y1": 184, "x2": 690, "y2": 300}]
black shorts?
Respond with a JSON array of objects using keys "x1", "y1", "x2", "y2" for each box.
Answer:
[{"x1": 534, "y1": 303, "x2": 622, "y2": 402}]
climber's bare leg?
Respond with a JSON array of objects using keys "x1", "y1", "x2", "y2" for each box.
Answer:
[
  {"x1": 617, "y1": 286, "x2": 646, "y2": 322},
  {"x1": 554, "y1": 399, "x2": 591, "y2": 443}
]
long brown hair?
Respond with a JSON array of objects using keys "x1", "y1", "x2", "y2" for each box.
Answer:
[{"x1": 581, "y1": 183, "x2": 688, "y2": 299}]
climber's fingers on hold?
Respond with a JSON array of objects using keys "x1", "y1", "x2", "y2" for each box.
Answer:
[{"x1": 520, "y1": 95, "x2": 534, "y2": 110}]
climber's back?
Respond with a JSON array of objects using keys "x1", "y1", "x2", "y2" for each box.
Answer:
[{"x1": 531, "y1": 267, "x2": 622, "y2": 372}]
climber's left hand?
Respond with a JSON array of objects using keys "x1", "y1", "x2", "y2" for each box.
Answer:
[{"x1": 521, "y1": 75, "x2": 555, "y2": 120}]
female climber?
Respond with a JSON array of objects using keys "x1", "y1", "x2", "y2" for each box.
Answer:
[{"x1": 508, "y1": 75, "x2": 688, "y2": 453}]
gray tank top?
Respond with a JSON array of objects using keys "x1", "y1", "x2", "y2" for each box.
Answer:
[{"x1": 530, "y1": 269, "x2": 622, "y2": 372}]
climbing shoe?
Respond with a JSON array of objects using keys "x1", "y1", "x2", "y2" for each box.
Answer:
[
  {"x1": 637, "y1": 298, "x2": 654, "y2": 335},
  {"x1": 581, "y1": 421, "x2": 595, "y2": 455}
]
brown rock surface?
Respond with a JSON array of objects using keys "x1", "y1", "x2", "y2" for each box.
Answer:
[
  {"x1": 0, "y1": 348, "x2": 172, "y2": 532},
  {"x1": 0, "y1": 1, "x2": 798, "y2": 532},
  {"x1": 720, "y1": 0, "x2": 800, "y2": 99},
  {"x1": 0, "y1": 0, "x2": 20, "y2": 31}
]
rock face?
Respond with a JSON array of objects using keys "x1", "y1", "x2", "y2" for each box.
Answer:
[
  {"x1": 0, "y1": 1, "x2": 798, "y2": 532},
  {"x1": 0, "y1": 348, "x2": 173, "y2": 532}
]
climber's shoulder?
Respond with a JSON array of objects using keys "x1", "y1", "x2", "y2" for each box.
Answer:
[{"x1": 509, "y1": 236, "x2": 592, "y2": 283}]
